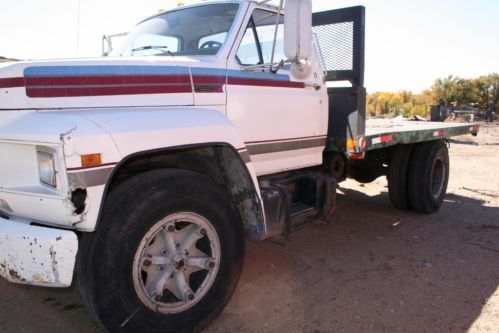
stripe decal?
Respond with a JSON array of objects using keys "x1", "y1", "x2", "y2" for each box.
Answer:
[
  {"x1": 238, "y1": 149, "x2": 252, "y2": 164},
  {"x1": 67, "y1": 162, "x2": 118, "y2": 171},
  {"x1": 27, "y1": 84, "x2": 193, "y2": 98},
  {"x1": 371, "y1": 134, "x2": 393, "y2": 145},
  {"x1": 0, "y1": 65, "x2": 305, "y2": 98},
  {"x1": 24, "y1": 65, "x2": 190, "y2": 77},
  {"x1": 66, "y1": 136, "x2": 324, "y2": 188},
  {"x1": 246, "y1": 136, "x2": 327, "y2": 155},
  {"x1": 67, "y1": 166, "x2": 114, "y2": 188},
  {"x1": 0, "y1": 77, "x2": 25, "y2": 89}
]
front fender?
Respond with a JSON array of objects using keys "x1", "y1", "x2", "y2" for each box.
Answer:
[
  {"x1": 70, "y1": 107, "x2": 263, "y2": 234},
  {"x1": 82, "y1": 107, "x2": 248, "y2": 157}
]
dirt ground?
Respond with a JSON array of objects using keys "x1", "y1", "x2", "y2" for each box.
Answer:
[{"x1": 1, "y1": 124, "x2": 498, "y2": 333}]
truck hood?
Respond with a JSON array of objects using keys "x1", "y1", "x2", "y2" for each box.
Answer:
[{"x1": 0, "y1": 57, "x2": 226, "y2": 110}]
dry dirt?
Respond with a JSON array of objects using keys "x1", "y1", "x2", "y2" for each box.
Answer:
[{"x1": 1, "y1": 124, "x2": 498, "y2": 333}]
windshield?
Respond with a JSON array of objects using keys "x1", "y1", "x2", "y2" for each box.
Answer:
[{"x1": 113, "y1": 3, "x2": 240, "y2": 57}]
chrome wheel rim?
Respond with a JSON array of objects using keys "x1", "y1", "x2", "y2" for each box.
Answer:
[{"x1": 132, "y1": 212, "x2": 221, "y2": 314}]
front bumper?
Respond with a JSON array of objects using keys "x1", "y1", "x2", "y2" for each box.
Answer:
[{"x1": 0, "y1": 214, "x2": 78, "y2": 287}]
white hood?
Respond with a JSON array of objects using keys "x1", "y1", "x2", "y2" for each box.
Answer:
[{"x1": 0, "y1": 57, "x2": 226, "y2": 110}]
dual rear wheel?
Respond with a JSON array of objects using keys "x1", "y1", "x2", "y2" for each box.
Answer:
[{"x1": 387, "y1": 140, "x2": 449, "y2": 213}]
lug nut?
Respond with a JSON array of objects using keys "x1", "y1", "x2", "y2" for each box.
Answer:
[
  {"x1": 207, "y1": 260, "x2": 216, "y2": 269},
  {"x1": 167, "y1": 224, "x2": 175, "y2": 232},
  {"x1": 186, "y1": 292, "x2": 195, "y2": 301},
  {"x1": 143, "y1": 259, "x2": 152, "y2": 267}
]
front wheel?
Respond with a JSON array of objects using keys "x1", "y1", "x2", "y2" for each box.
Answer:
[{"x1": 78, "y1": 169, "x2": 245, "y2": 333}]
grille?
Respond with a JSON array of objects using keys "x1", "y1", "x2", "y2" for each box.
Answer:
[{"x1": 312, "y1": 21, "x2": 354, "y2": 72}]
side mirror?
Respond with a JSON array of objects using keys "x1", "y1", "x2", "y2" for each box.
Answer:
[{"x1": 284, "y1": 0, "x2": 312, "y2": 61}]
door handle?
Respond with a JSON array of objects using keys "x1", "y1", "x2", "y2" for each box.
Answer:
[{"x1": 305, "y1": 83, "x2": 322, "y2": 91}]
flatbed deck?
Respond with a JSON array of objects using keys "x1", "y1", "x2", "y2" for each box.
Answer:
[{"x1": 364, "y1": 119, "x2": 480, "y2": 151}]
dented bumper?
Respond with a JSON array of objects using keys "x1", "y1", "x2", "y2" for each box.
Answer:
[{"x1": 0, "y1": 215, "x2": 78, "y2": 287}]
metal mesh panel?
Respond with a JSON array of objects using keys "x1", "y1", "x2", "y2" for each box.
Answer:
[
  {"x1": 312, "y1": 33, "x2": 327, "y2": 75},
  {"x1": 312, "y1": 22, "x2": 354, "y2": 72}
]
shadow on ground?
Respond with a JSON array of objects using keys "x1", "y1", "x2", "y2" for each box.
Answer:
[
  {"x1": 1, "y1": 187, "x2": 498, "y2": 333},
  {"x1": 208, "y1": 186, "x2": 499, "y2": 333}
]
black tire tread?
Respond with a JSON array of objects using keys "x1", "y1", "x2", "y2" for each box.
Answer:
[
  {"x1": 387, "y1": 144, "x2": 414, "y2": 210},
  {"x1": 408, "y1": 140, "x2": 449, "y2": 214},
  {"x1": 77, "y1": 168, "x2": 245, "y2": 333}
]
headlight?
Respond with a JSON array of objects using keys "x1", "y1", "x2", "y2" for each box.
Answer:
[{"x1": 37, "y1": 151, "x2": 57, "y2": 187}]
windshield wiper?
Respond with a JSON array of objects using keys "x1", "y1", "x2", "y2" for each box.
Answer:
[{"x1": 131, "y1": 46, "x2": 174, "y2": 56}]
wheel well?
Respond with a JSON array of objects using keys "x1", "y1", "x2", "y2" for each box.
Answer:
[
  {"x1": 99, "y1": 144, "x2": 264, "y2": 237},
  {"x1": 346, "y1": 148, "x2": 390, "y2": 183}
]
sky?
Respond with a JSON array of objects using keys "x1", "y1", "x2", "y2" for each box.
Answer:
[{"x1": 0, "y1": 0, "x2": 498, "y2": 93}]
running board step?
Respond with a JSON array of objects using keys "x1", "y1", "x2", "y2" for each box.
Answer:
[{"x1": 260, "y1": 172, "x2": 337, "y2": 238}]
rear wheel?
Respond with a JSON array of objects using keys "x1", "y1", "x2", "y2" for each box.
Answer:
[
  {"x1": 78, "y1": 169, "x2": 245, "y2": 333},
  {"x1": 408, "y1": 140, "x2": 449, "y2": 213},
  {"x1": 387, "y1": 144, "x2": 414, "y2": 210}
]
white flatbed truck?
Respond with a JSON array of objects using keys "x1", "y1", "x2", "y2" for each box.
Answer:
[{"x1": 0, "y1": 1, "x2": 479, "y2": 332}]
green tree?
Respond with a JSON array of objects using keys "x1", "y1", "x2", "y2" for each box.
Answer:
[
  {"x1": 432, "y1": 75, "x2": 459, "y2": 106},
  {"x1": 471, "y1": 74, "x2": 499, "y2": 109}
]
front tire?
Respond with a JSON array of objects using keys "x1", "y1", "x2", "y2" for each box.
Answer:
[{"x1": 78, "y1": 169, "x2": 245, "y2": 333}]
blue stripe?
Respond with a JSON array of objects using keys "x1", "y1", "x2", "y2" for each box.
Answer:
[
  {"x1": 190, "y1": 67, "x2": 226, "y2": 77},
  {"x1": 227, "y1": 69, "x2": 290, "y2": 81},
  {"x1": 24, "y1": 65, "x2": 190, "y2": 77},
  {"x1": 23, "y1": 65, "x2": 291, "y2": 82}
]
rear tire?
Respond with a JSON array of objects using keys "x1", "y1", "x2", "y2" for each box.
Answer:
[
  {"x1": 387, "y1": 144, "x2": 414, "y2": 210},
  {"x1": 408, "y1": 140, "x2": 449, "y2": 213},
  {"x1": 78, "y1": 169, "x2": 245, "y2": 333}
]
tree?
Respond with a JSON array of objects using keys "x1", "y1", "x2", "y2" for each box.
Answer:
[
  {"x1": 471, "y1": 74, "x2": 499, "y2": 109},
  {"x1": 366, "y1": 72, "x2": 498, "y2": 119},
  {"x1": 432, "y1": 75, "x2": 459, "y2": 106}
]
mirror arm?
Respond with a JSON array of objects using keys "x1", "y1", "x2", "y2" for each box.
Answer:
[
  {"x1": 269, "y1": 0, "x2": 285, "y2": 72},
  {"x1": 242, "y1": 59, "x2": 291, "y2": 73},
  {"x1": 270, "y1": 59, "x2": 285, "y2": 74}
]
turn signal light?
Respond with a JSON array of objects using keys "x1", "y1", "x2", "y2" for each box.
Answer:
[
  {"x1": 81, "y1": 154, "x2": 102, "y2": 168},
  {"x1": 347, "y1": 138, "x2": 356, "y2": 150}
]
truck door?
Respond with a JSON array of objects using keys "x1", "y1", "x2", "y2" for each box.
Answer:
[{"x1": 226, "y1": 8, "x2": 328, "y2": 176}]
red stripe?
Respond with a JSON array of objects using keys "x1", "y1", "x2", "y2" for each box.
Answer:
[
  {"x1": 193, "y1": 75, "x2": 226, "y2": 85},
  {"x1": 228, "y1": 77, "x2": 305, "y2": 89},
  {"x1": 25, "y1": 75, "x2": 191, "y2": 86},
  {"x1": 1, "y1": 74, "x2": 305, "y2": 97},
  {"x1": 27, "y1": 84, "x2": 192, "y2": 98},
  {"x1": 0, "y1": 77, "x2": 25, "y2": 88},
  {"x1": 192, "y1": 75, "x2": 225, "y2": 93},
  {"x1": 194, "y1": 85, "x2": 224, "y2": 93}
]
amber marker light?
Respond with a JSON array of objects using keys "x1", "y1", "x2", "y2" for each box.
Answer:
[
  {"x1": 359, "y1": 137, "x2": 367, "y2": 150},
  {"x1": 347, "y1": 138, "x2": 357, "y2": 150},
  {"x1": 81, "y1": 154, "x2": 102, "y2": 168}
]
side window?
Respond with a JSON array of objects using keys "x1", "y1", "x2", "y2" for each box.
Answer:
[
  {"x1": 236, "y1": 9, "x2": 284, "y2": 65},
  {"x1": 236, "y1": 20, "x2": 261, "y2": 65}
]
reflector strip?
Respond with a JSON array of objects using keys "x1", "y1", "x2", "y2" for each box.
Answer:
[
  {"x1": 433, "y1": 130, "x2": 445, "y2": 137},
  {"x1": 371, "y1": 134, "x2": 393, "y2": 145}
]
